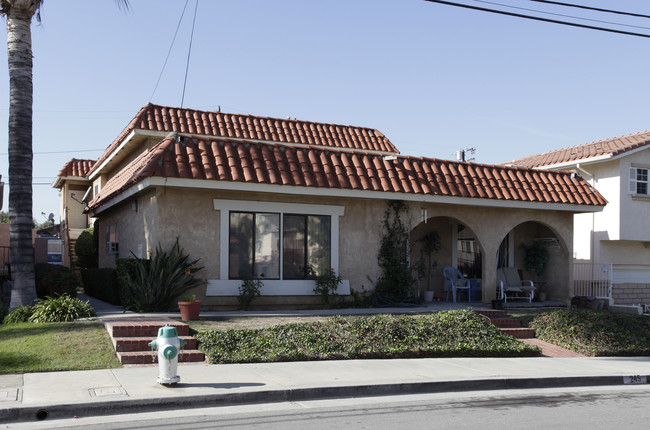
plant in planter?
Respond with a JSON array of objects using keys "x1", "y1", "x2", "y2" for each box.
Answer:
[
  {"x1": 178, "y1": 295, "x2": 201, "y2": 321},
  {"x1": 309, "y1": 265, "x2": 343, "y2": 308},
  {"x1": 415, "y1": 230, "x2": 441, "y2": 301},
  {"x1": 238, "y1": 278, "x2": 263, "y2": 310},
  {"x1": 523, "y1": 240, "x2": 549, "y2": 300}
]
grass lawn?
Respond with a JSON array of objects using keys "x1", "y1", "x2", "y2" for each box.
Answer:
[{"x1": 0, "y1": 321, "x2": 121, "y2": 374}]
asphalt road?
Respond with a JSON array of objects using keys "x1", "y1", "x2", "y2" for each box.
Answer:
[{"x1": 7, "y1": 385, "x2": 650, "y2": 429}]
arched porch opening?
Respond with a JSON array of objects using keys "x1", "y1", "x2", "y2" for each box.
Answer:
[
  {"x1": 496, "y1": 221, "x2": 570, "y2": 302},
  {"x1": 411, "y1": 216, "x2": 484, "y2": 302}
]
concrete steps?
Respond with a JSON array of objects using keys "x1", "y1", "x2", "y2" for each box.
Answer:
[
  {"x1": 474, "y1": 309, "x2": 535, "y2": 339},
  {"x1": 102, "y1": 318, "x2": 205, "y2": 366}
]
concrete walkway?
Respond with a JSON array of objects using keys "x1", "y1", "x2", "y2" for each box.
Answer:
[{"x1": 1, "y1": 297, "x2": 649, "y2": 424}]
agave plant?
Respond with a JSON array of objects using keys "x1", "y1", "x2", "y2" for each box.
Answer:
[{"x1": 124, "y1": 239, "x2": 206, "y2": 312}]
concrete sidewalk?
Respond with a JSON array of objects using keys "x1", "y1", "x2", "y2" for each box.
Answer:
[{"x1": 2, "y1": 356, "x2": 650, "y2": 423}]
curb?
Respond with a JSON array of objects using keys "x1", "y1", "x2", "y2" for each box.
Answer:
[{"x1": 2, "y1": 374, "x2": 648, "y2": 423}]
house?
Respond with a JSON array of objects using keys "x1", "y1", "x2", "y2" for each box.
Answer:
[
  {"x1": 507, "y1": 131, "x2": 650, "y2": 305},
  {"x1": 52, "y1": 158, "x2": 96, "y2": 268},
  {"x1": 54, "y1": 104, "x2": 606, "y2": 309}
]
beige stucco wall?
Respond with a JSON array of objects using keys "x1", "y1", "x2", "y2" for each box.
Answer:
[{"x1": 95, "y1": 185, "x2": 577, "y2": 308}]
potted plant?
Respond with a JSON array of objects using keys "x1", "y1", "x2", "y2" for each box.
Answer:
[
  {"x1": 416, "y1": 230, "x2": 441, "y2": 302},
  {"x1": 524, "y1": 240, "x2": 549, "y2": 300},
  {"x1": 178, "y1": 295, "x2": 201, "y2": 321}
]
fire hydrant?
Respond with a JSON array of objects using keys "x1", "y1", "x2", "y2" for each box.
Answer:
[{"x1": 148, "y1": 324, "x2": 186, "y2": 385}]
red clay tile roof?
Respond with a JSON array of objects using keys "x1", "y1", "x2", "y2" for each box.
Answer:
[
  {"x1": 88, "y1": 104, "x2": 398, "y2": 177},
  {"x1": 56, "y1": 159, "x2": 95, "y2": 179},
  {"x1": 86, "y1": 135, "x2": 607, "y2": 211},
  {"x1": 508, "y1": 130, "x2": 650, "y2": 168}
]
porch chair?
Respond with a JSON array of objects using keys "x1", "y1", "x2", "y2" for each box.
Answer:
[
  {"x1": 443, "y1": 266, "x2": 471, "y2": 303},
  {"x1": 496, "y1": 267, "x2": 535, "y2": 303}
]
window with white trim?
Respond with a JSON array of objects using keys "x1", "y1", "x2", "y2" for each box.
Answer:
[
  {"x1": 629, "y1": 167, "x2": 649, "y2": 195},
  {"x1": 228, "y1": 211, "x2": 331, "y2": 280}
]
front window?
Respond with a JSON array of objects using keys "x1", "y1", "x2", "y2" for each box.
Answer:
[{"x1": 229, "y1": 212, "x2": 330, "y2": 280}]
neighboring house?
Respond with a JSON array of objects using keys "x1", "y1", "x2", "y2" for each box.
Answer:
[
  {"x1": 54, "y1": 104, "x2": 606, "y2": 309},
  {"x1": 507, "y1": 131, "x2": 650, "y2": 305},
  {"x1": 52, "y1": 158, "x2": 96, "y2": 268}
]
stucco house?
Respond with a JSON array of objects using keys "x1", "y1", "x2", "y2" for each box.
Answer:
[
  {"x1": 54, "y1": 104, "x2": 606, "y2": 309},
  {"x1": 507, "y1": 131, "x2": 650, "y2": 305}
]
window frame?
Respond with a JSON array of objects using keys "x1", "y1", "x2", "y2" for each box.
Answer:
[
  {"x1": 629, "y1": 166, "x2": 650, "y2": 196},
  {"x1": 213, "y1": 199, "x2": 345, "y2": 294}
]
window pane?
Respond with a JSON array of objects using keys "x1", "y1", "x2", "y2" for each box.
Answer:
[
  {"x1": 637, "y1": 169, "x2": 648, "y2": 182},
  {"x1": 229, "y1": 212, "x2": 253, "y2": 278},
  {"x1": 638, "y1": 182, "x2": 648, "y2": 195},
  {"x1": 307, "y1": 215, "x2": 331, "y2": 276},
  {"x1": 254, "y1": 213, "x2": 280, "y2": 279},
  {"x1": 283, "y1": 215, "x2": 306, "y2": 279}
]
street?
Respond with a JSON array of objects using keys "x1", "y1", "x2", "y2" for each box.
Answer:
[{"x1": 6, "y1": 384, "x2": 650, "y2": 429}]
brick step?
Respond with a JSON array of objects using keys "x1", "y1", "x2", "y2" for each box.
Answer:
[
  {"x1": 487, "y1": 318, "x2": 522, "y2": 329},
  {"x1": 117, "y1": 349, "x2": 205, "y2": 365},
  {"x1": 104, "y1": 320, "x2": 190, "y2": 338},
  {"x1": 113, "y1": 336, "x2": 197, "y2": 352},
  {"x1": 501, "y1": 327, "x2": 536, "y2": 339}
]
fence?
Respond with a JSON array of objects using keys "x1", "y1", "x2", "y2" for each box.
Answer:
[{"x1": 573, "y1": 262, "x2": 612, "y2": 298}]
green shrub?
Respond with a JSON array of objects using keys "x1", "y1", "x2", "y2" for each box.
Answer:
[
  {"x1": 35, "y1": 263, "x2": 78, "y2": 298},
  {"x1": 196, "y1": 310, "x2": 539, "y2": 364},
  {"x1": 530, "y1": 309, "x2": 650, "y2": 356},
  {"x1": 309, "y1": 266, "x2": 342, "y2": 308},
  {"x1": 122, "y1": 239, "x2": 206, "y2": 312},
  {"x1": 75, "y1": 228, "x2": 98, "y2": 269},
  {"x1": 238, "y1": 278, "x2": 263, "y2": 310},
  {"x1": 28, "y1": 295, "x2": 95, "y2": 323},
  {"x1": 4, "y1": 305, "x2": 34, "y2": 323},
  {"x1": 81, "y1": 268, "x2": 121, "y2": 305},
  {"x1": 116, "y1": 258, "x2": 140, "y2": 309}
]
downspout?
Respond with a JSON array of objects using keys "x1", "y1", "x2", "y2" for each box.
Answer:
[{"x1": 576, "y1": 163, "x2": 597, "y2": 284}]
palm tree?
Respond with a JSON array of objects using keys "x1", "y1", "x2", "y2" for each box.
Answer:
[{"x1": 2, "y1": 1, "x2": 130, "y2": 308}]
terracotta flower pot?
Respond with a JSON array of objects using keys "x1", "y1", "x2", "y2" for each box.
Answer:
[{"x1": 178, "y1": 300, "x2": 201, "y2": 321}]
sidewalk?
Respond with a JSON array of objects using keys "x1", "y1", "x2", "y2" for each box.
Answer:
[{"x1": 1, "y1": 298, "x2": 649, "y2": 423}]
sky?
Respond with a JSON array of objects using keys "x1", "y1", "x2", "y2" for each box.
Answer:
[{"x1": 1, "y1": 0, "x2": 650, "y2": 220}]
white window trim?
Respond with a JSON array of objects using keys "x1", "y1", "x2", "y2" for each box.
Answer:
[
  {"x1": 207, "y1": 199, "x2": 348, "y2": 296},
  {"x1": 629, "y1": 166, "x2": 649, "y2": 196}
]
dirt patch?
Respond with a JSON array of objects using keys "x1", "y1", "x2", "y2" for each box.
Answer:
[{"x1": 187, "y1": 316, "x2": 333, "y2": 331}]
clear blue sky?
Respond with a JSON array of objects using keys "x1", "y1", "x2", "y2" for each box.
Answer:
[{"x1": 1, "y1": 0, "x2": 650, "y2": 220}]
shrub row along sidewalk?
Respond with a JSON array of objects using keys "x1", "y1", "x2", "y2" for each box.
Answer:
[{"x1": 196, "y1": 310, "x2": 540, "y2": 364}]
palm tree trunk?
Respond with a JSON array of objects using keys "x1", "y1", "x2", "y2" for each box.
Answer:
[{"x1": 7, "y1": 6, "x2": 38, "y2": 307}]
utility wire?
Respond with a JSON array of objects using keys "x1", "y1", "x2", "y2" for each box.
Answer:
[
  {"x1": 475, "y1": 0, "x2": 650, "y2": 31},
  {"x1": 181, "y1": 0, "x2": 199, "y2": 108},
  {"x1": 423, "y1": 0, "x2": 650, "y2": 38},
  {"x1": 149, "y1": 0, "x2": 190, "y2": 103},
  {"x1": 529, "y1": 0, "x2": 650, "y2": 20}
]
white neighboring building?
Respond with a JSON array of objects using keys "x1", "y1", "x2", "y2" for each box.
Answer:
[{"x1": 508, "y1": 131, "x2": 650, "y2": 305}]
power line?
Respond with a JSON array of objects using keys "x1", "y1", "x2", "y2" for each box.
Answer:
[
  {"x1": 475, "y1": 0, "x2": 650, "y2": 31},
  {"x1": 529, "y1": 0, "x2": 650, "y2": 20},
  {"x1": 149, "y1": 0, "x2": 191, "y2": 103},
  {"x1": 181, "y1": 0, "x2": 199, "y2": 108},
  {"x1": 423, "y1": 0, "x2": 650, "y2": 38}
]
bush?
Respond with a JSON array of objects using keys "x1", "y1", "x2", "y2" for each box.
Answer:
[
  {"x1": 0, "y1": 302, "x2": 6, "y2": 323},
  {"x1": 75, "y1": 228, "x2": 98, "y2": 269},
  {"x1": 122, "y1": 239, "x2": 206, "y2": 312},
  {"x1": 530, "y1": 309, "x2": 650, "y2": 356},
  {"x1": 196, "y1": 310, "x2": 539, "y2": 364},
  {"x1": 116, "y1": 258, "x2": 140, "y2": 309},
  {"x1": 238, "y1": 278, "x2": 263, "y2": 310},
  {"x1": 4, "y1": 305, "x2": 34, "y2": 323},
  {"x1": 310, "y1": 266, "x2": 342, "y2": 308},
  {"x1": 35, "y1": 263, "x2": 78, "y2": 298},
  {"x1": 81, "y1": 268, "x2": 121, "y2": 305},
  {"x1": 28, "y1": 295, "x2": 95, "y2": 323}
]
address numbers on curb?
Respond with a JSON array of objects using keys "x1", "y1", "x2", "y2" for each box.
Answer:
[{"x1": 623, "y1": 375, "x2": 647, "y2": 385}]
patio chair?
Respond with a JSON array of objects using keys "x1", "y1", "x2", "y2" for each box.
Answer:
[
  {"x1": 443, "y1": 266, "x2": 471, "y2": 303},
  {"x1": 496, "y1": 267, "x2": 535, "y2": 303}
]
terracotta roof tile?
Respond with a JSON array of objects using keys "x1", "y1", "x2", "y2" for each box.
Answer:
[
  {"x1": 508, "y1": 130, "x2": 650, "y2": 168},
  {"x1": 87, "y1": 136, "x2": 607, "y2": 212},
  {"x1": 89, "y1": 104, "x2": 398, "y2": 177},
  {"x1": 56, "y1": 159, "x2": 95, "y2": 179}
]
